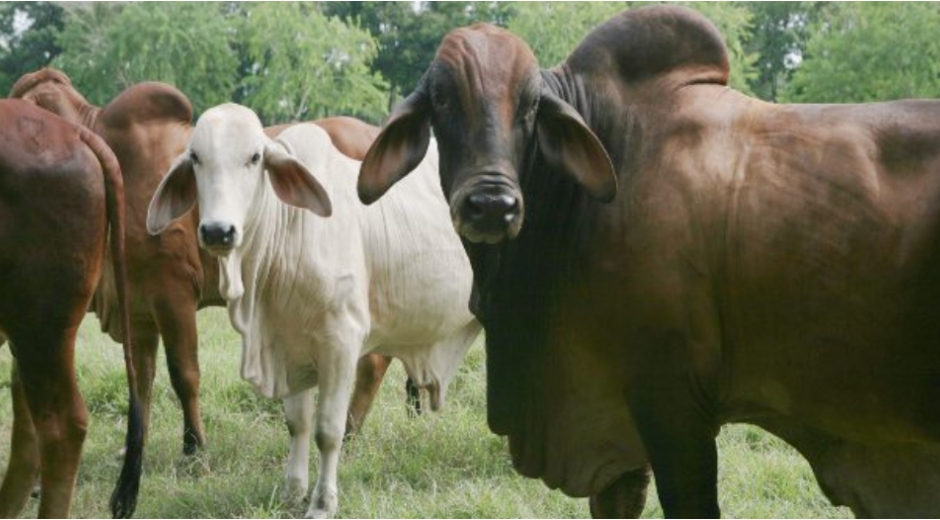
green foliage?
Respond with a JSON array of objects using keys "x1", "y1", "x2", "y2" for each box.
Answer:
[
  {"x1": 324, "y1": 2, "x2": 512, "y2": 106},
  {"x1": 235, "y1": 3, "x2": 388, "y2": 124},
  {"x1": 743, "y1": 2, "x2": 819, "y2": 101},
  {"x1": 54, "y1": 3, "x2": 238, "y2": 110},
  {"x1": 783, "y1": 3, "x2": 940, "y2": 102},
  {"x1": 50, "y1": 3, "x2": 389, "y2": 124},
  {"x1": 0, "y1": 2, "x2": 64, "y2": 96}
]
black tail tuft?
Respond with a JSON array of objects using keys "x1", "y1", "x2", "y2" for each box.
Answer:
[{"x1": 109, "y1": 398, "x2": 144, "y2": 518}]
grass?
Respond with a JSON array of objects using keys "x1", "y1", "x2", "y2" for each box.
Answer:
[{"x1": 0, "y1": 308, "x2": 851, "y2": 518}]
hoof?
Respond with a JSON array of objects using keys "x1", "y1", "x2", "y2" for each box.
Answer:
[
  {"x1": 305, "y1": 486, "x2": 337, "y2": 519},
  {"x1": 282, "y1": 476, "x2": 309, "y2": 505},
  {"x1": 304, "y1": 507, "x2": 334, "y2": 519}
]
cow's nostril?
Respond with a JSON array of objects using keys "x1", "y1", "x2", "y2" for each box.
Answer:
[
  {"x1": 466, "y1": 193, "x2": 518, "y2": 219},
  {"x1": 200, "y1": 223, "x2": 236, "y2": 247}
]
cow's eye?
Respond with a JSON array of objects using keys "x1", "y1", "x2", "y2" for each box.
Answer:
[
  {"x1": 249, "y1": 152, "x2": 261, "y2": 165},
  {"x1": 190, "y1": 152, "x2": 200, "y2": 164}
]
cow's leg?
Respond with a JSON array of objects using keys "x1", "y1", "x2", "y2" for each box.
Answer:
[
  {"x1": 13, "y1": 327, "x2": 88, "y2": 519},
  {"x1": 630, "y1": 378, "x2": 719, "y2": 518},
  {"x1": 306, "y1": 351, "x2": 357, "y2": 519},
  {"x1": 130, "y1": 319, "x2": 160, "y2": 445},
  {"x1": 345, "y1": 353, "x2": 392, "y2": 437},
  {"x1": 0, "y1": 363, "x2": 41, "y2": 517},
  {"x1": 282, "y1": 388, "x2": 315, "y2": 504},
  {"x1": 153, "y1": 295, "x2": 205, "y2": 455},
  {"x1": 588, "y1": 465, "x2": 652, "y2": 518}
]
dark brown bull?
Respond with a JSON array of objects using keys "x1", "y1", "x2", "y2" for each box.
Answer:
[
  {"x1": 11, "y1": 69, "x2": 413, "y2": 456},
  {"x1": 0, "y1": 99, "x2": 143, "y2": 518},
  {"x1": 359, "y1": 5, "x2": 940, "y2": 518}
]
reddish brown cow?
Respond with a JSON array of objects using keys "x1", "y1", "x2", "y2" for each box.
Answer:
[
  {"x1": 360, "y1": 5, "x2": 940, "y2": 518},
  {"x1": 11, "y1": 69, "x2": 411, "y2": 455},
  {"x1": 0, "y1": 99, "x2": 143, "y2": 518}
]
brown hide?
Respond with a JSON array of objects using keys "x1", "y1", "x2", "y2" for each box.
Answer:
[
  {"x1": 0, "y1": 99, "x2": 143, "y2": 518},
  {"x1": 359, "y1": 5, "x2": 940, "y2": 518},
  {"x1": 11, "y1": 68, "x2": 402, "y2": 455}
]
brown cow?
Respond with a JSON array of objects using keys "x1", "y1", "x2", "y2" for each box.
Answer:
[
  {"x1": 359, "y1": 5, "x2": 940, "y2": 518},
  {"x1": 11, "y1": 69, "x2": 414, "y2": 456},
  {"x1": 0, "y1": 99, "x2": 143, "y2": 518}
]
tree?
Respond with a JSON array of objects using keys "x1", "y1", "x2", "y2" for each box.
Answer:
[
  {"x1": 54, "y1": 3, "x2": 238, "y2": 110},
  {"x1": 235, "y1": 3, "x2": 388, "y2": 124},
  {"x1": 743, "y1": 2, "x2": 819, "y2": 101},
  {"x1": 51, "y1": 3, "x2": 390, "y2": 124},
  {"x1": 0, "y1": 2, "x2": 65, "y2": 95},
  {"x1": 324, "y1": 2, "x2": 512, "y2": 107},
  {"x1": 783, "y1": 3, "x2": 940, "y2": 103}
]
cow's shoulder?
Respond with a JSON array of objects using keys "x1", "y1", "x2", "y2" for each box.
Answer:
[
  {"x1": 100, "y1": 82, "x2": 193, "y2": 130},
  {"x1": 567, "y1": 5, "x2": 728, "y2": 90}
]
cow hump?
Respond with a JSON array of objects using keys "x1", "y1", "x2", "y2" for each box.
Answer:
[
  {"x1": 100, "y1": 82, "x2": 193, "y2": 129},
  {"x1": 567, "y1": 4, "x2": 729, "y2": 88}
]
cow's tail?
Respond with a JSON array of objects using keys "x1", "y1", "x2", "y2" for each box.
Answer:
[{"x1": 80, "y1": 128, "x2": 144, "y2": 518}]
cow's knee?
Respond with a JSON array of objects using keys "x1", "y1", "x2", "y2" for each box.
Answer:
[{"x1": 314, "y1": 420, "x2": 343, "y2": 454}]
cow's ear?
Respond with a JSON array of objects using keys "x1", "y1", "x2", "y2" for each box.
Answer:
[
  {"x1": 358, "y1": 86, "x2": 431, "y2": 205},
  {"x1": 147, "y1": 153, "x2": 197, "y2": 235},
  {"x1": 264, "y1": 142, "x2": 332, "y2": 218},
  {"x1": 536, "y1": 93, "x2": 618, "y2": 202}
]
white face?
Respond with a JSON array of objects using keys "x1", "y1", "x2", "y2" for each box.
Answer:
[
  {"x1": 188, "y1": 106, "x2": 268, "y2": 256},
  {"x1": 146, "y1": 103, "x2": 332, "y2": 257}
]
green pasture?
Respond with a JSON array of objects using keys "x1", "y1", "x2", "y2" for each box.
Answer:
[{"x1": 1, "y1": 308, "x2": 850, "y2": 518}]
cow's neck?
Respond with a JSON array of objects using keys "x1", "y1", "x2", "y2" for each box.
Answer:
[
  {"x1": 219, "y1": 181, "x2": 290, "y2": 302},
  {"x1": 474, "y1": 67, "x2": 627, "y2": 439}
]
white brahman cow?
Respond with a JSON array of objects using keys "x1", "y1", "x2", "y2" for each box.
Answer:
[{"x1": 146, "y1": 103, "x2": 480, "y2": 518}]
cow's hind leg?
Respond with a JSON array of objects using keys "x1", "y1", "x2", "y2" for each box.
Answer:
[
  {"x1": 588, "y1": 465, "x2": 652, "y2": 518},
  {"x1": 345, "y1": 354, "x2": 391, "y2": 437},
  {"x1": 306, "y1": 350, "x2": 357, "y2": 519},
  {"x1": 283, "y1": 388, "x2": 315, "y2": 504},
  {"x1": 129, "y1": 320, "x2": 160, "y2": 447},
  {"x1": 153, "y1": 295, "x2": 205, "y2": 455},
  {"x1": 0, "y1": 363, "x2": 41, "y2": 517},
  {"x1": 13, "y1": 327, "x2": 88, "y2": 519}
]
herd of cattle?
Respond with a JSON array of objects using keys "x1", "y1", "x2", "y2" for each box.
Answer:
[{"x1": 2, "y1": 5, "x2": 940, "y2": 519}]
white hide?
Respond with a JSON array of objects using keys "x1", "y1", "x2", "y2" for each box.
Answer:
[{"x1": 153, "y1": 104, "x2": 479, "y2": 518}]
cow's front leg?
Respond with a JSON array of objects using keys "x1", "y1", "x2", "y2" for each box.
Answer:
[
  {"x1": 306, "y1": 350, "x2": 357, "y2": 519},
  {"x1": 282, "y1": 388, "x2": 315, "y2": 505}
]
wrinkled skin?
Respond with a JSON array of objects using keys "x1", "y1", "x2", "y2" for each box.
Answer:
[
  {"x1": 360, "y1": 5, "x2": 940, "y2": 518},
  {"x1": 10, "y1": 68, "x2": 408, "y2": 458},
  {"x1": 0, "y1": 99, "x2": 143, "y2": 518}
]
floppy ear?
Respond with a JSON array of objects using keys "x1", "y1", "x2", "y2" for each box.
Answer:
[
  {"x1": 264, "y1": 142, "x2": 332, "y2": 218},
  {"x1": 536, "y1": 93, "x2": 618, "y2": 202},
  {"x1": 358, "y1": 84, "x2": 432, "y2": 205},
  {"x1": 147, "y1": 153, "x2": 197, "y2": 235}
]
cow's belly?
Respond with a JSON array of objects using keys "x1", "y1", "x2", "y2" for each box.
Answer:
[{"x1": 725, "y1": 287, "x2": 940, "y2": 444}]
